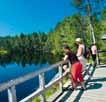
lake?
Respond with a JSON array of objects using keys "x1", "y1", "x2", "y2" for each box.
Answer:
[{"x1": 0, "y1": 53, "x2": 61, "y2": 102}]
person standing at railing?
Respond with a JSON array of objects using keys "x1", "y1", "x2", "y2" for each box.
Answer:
[
  {"x1": 90, "y1": 42, "x2": 97, "y2": 67},
  {"x1": 75, "y1": 38, "x2": 91, "y2": 76},
  {"x1": 63, "y1": 45, "x2": 86, "y2": 90}
]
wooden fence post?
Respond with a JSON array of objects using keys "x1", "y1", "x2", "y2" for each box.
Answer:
[
  {"x1": 58, "y1": 64, "x2": 63, "y2": 93},
  {"x1": 8, "y1": 85, "x2": 17, "y2": 102},
  {"x1": 39, "y1": 73, "x2": 46, "y2": 102}
]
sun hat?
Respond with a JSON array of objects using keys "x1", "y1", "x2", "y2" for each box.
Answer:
[{"x1": 75, "y1": 38, "x2": 81, "y2": 42}]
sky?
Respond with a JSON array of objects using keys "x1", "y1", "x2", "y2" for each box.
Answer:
[{"x1": 0, "y1": 0, "x2": 77, "y2": 36}]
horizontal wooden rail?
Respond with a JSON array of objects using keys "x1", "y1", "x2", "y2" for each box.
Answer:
[
  {"x1": 97, "y1": 50, "x2": 106, "y2": 64},
  {"x1": 0, "y1": 60, "x2": 69, "y2": 102},
  {"x1": 0, "y1": 60, "x2": 92, "y2": 102},
  {"x1": 20, "y1": 69, "x2": 69, "y2": 102},
  {"x1": 0, "y1": 60, "x2": 68, "y2": 92}
]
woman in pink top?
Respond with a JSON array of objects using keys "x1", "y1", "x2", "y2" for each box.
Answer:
[{"x1": 91, "y1": 43, "x2": 97, "y2": 67}]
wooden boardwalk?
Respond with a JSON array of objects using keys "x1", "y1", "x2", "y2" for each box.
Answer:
[{"x1": 55, "y1": 65, "x2": 106, "y2": 102}]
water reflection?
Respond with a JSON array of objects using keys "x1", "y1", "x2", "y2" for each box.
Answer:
[{"x1": 0, "y1": 51, "x2": 61, "y2": 68}]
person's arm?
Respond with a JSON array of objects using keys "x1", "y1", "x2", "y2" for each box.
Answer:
[
  {"x1": 92, "y1": 45, "x2": 97, "y2": 55},
  {"x1": 63, "y1": 55, "x2": 68, "y2": 61},
  {"x1": 95, "y1": 45, "x2": 97, "y2": 52},
  {"x1": 76, "y1": 47, "x2": 83, "y2": 57},
  {"x1": 63, "y1": 55, "x2": 68, "y2": 71}
]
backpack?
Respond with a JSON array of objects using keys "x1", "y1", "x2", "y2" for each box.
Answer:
[{"x1": 83, "y1": 45, "x2": 90, "y2": 59}]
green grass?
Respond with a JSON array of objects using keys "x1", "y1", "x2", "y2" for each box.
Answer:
[
  {"x1": 32, "y1": 83, "x2": 59, "y2": 102},
  {"x1": 33, "y1": 76, "x2": 69, "y2": 102},
  {"x1": 32, "y1": 96, "x2": 40, "y2": 102},
  {"x1": 45, "y1": 83, "x2": 59, "y2": 99}
]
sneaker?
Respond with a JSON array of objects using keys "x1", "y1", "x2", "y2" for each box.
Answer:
[
  {"x1": 70, "y1": 87, "x2": 75, "y2": 91},
  {"x1": 81, "y1": 87, "x2": 86, "y2": 91}
]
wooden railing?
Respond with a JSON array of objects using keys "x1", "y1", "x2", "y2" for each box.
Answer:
[
  {"x1": 0, "y1": 60, "x2": 70, "y2": 102},
  {"x1": 98, "y1": 50, "x2": 106, "y2": 64}
]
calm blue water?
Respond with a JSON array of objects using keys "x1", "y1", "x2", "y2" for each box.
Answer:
[{"x1": 0, "y1": 62, "x2": 58, "y2": 102}]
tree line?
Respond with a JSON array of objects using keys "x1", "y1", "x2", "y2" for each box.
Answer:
[{"x1": 0, "y1": 32, "x2": 51, "y2": 55}]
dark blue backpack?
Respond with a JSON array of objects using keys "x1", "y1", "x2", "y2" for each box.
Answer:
[{"x1": 83, "y1": 45, "x2": 90, "y2": 58}]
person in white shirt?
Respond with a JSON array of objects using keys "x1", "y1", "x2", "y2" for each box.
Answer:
[
  {"x1": 75, "y1": 38, "x2": 91, "y2": 76},
  {"x1": 75, "y1": 38, "x2": 86, "y2": 70}
]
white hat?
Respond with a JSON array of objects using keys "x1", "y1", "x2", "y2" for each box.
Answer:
[{"x1": 75, "y1": 38, "x2": 81, "y2": 42}]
